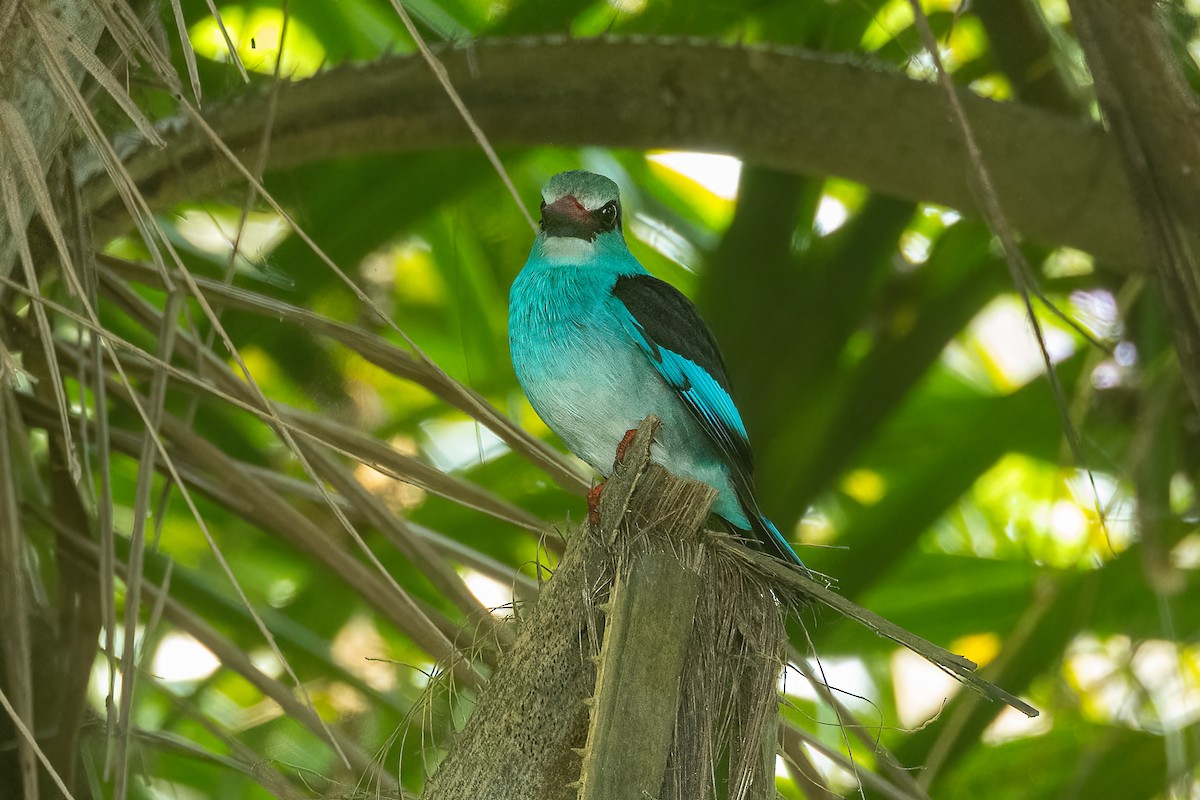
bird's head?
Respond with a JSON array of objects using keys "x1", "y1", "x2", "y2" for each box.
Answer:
[{"x1": 537, "y1": 170, "x2": 623, "y2": 244}]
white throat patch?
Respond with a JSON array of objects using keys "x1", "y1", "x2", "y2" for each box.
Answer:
[{"x1": 540, "y1": 236, "x2": 598, "y2": 264}]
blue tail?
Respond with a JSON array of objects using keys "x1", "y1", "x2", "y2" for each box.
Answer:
[{"x1": 746, "y1": 508, "x2": 805, "y2": 568}]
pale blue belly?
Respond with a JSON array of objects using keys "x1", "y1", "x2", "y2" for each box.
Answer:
[{"x1": 512, "y1": 314, "x2": 746, "y2": 525}]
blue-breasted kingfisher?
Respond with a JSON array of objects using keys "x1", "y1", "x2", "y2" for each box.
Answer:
[{"x1": 508, "y1": 170, "x2": 804, "y2": 568}]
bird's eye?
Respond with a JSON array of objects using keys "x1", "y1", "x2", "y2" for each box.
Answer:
[{"x1": 597, "y1": 201, "x2": 619, "y2": 228}]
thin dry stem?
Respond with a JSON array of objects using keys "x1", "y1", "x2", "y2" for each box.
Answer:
[
  {"x1": 27, "y1": 8, "x2": 498, "y2": 685},
  {"x1": 0, "y1": 269, "x2": 544, "y2": 534},
  {"x1": 787, "y1": 655, "x2": 931, "y2": 800},
  {"x1": 198, "y1": 0, "x2": 249, "y2": 81},
  {"x1": 0, "y1": 389, "x2": 37, "y2": 800},
  {"x1": 112, "y1": 292, "x2": 180, "y2": 800},
  {"x1": 906, "y1": 1, "x2": 1112, "y2": 553},
  {"x1": 167, "y1": 0, "x2": 202, "y2": 103},
  {"x1": 51, "y1": 524, "x2": 396, "y2": 789},
  {"x1": 386, "y1": 0, "x2": 536, "y2": 232},
  {"x1": 0, "y1": 167, "x2": 81, "y2": 482},
  {"x1": 28, "y1": 6, "x2": 164, "y2": 145},
  {"x1": 782, "y1": 723, "x2": 920, "y2": 800},
  {"x1": 102, "y1": 254, "x2": 584, "y2": 492},
  {"x1": 0, "y1": 684, "x2": 77, "y2": 800}
]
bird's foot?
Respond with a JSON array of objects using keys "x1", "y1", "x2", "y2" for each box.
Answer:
[
  {"x1": 615, "y1": 428, "x2": 638, "y2": 464},
  {"x1": 587, "y1": 481, "x2": 605, "y2": 526},
  {"x1": 589, "y1": 429, "x2": 640, "y2": 526}
]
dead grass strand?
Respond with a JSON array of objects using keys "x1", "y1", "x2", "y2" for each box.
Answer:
[
  {"x1": 167, "y1": 0, "x2": 202, "y2": 103},
  {"x1": 101, "y1": 255, "x2": 585, "y2": 492},
  {"x1": 0, "y1": 168, "x2": 82, "y2": 482},
  {"x1": 198, "y1": 0, "x2": 249, "y2": 81},
  {"x1": 29, "y1": 7, "x2": 165, "y2": 145},
  {"x1": 112, "y1": 292, "x2": 180, "y2": 800},
  {"x1": 0, "y1": 391, "x2": 38, "y2": 800},
  {"x1": 386, "y1": 0, "x2": 536, "y2": 232},
  {"x1": 0, "y1": 684, "x2": 77, "y2": 800},
  {"x1": 907, "y1": 1, "x2": 1112, "y2": 547}
]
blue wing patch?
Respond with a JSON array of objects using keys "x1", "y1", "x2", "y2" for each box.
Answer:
[
  {"x1": 644, "y1": 341, "x2": 753, "y2": 469},
  {"x1": 609, "y1": 273, "x2": 805, "y2": 567},
  {"x1": 609, "y1": 274, "x2": 753, "y2": 477}
]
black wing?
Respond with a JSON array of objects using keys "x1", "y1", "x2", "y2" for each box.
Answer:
[{"x1": 610, "y1": 273, "x2": 755, "y2": 478}]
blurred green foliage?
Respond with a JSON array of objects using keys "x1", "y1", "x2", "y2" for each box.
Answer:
[{"x1": 3, "y1": 0, "x2": 1200, "y2": 798}]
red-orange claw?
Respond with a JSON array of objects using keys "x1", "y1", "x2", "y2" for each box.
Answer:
[
  {"x1": 615, "y1": 428, "x2": 638, "y2": 464},
  {"x1": 587, "y1": 482, "x2": 605, "y2": 526}
]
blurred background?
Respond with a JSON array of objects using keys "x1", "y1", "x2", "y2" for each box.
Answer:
[{"x1": 1, "y1": 0, "x2": 1198, "y2": 797}]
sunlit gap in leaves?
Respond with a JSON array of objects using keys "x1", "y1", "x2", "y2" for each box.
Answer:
[
  {"x1": 811, "y1": 180, "x2": 870, "y2": 240},
  {"x1": 640, "y1": 151, "x2": 739, "y2": 268},
  {"x1": 861, "y1": 0, "x2": 966, "y2": 53},
  {"x1": 1177, "y1": 531, "x2": 1200, "y2": 565},
  {"x1": 894, "y1": 635, "x2": 1050, "y2": 742},
  {"x1": 795, "y1": 507, "x2": 836, "y2": 548},
  {"x1": 865, "y1": 0, "x2": 1012, "y2": 101},
  {"x1": 969, "y1": 73, "x2": 1014, "y2": 101},
  {"x1": 359, "y1": 237, "x2": 444, "y2": 337},
  {"x1": 1172, "y1": 476, "x2": 1199, "y2": 527},
  {"x1": 946, "y1": 279, "x2": 1130, "y2": 397},
  {"x1": 781, "y1": 655, "x2": 877, "y2": 713},
  {"x1": 420, "y1": 417, "x2": 508, "y2": 472},
  {"x1": 934, "y1": 453, "x2": 1135, "y2": 567},
  {"x1": 1039, "y1": 0, "x2": 1071, "y2": 25},
  {"x1": 890, "y1": 646, "x2": 962, "y2": 727},
  {"x1": 814, "y1": 197, "x2": 849, "y2": 237},
  {"x1": 190, "y1": 6, "x2": 326, "y2": 79},
  {"x1": 778, "y1": 748, "x2": 856, "y2": 795},
  {"x1": 840, "y1": 468, "x2": 887, "y2": 506},
  {"x1": 150, "y1": 631, "x2": 221, "y2": 683},
  {"x1": 1066, "y1": 635, "x2": 1200, "y2": 733},
  {"x1": 1044, "y1": 246, "x2": 1096, "y2": 278},
  {"x1": 898, "y1": 203, "x2": 961, "y2": 269},
  {"x1": 1070, "y1": 286, "x2": 1122, "y2": 335},
  {"x1": 606, "y1": 0, "x2": 649, "y2": 15},
  {"x1": 779, "y1": 657, "x2": 876, "y2": 792},
  {"x1": 362, "y1": 238, "x2": 441, "y2": 300},
  {"x1": 356, "y1": 439, "x2": 428, "y2": 512},
  {"x1": 908, "y1": 15, "x2": 988, "y2": 80},
  {"x1": 88, "y1": 625, "x2": 138, "y2": 712},
  {"x1": 330, "y1": 615, "x2": 399, "y2": 714},
  {"x1": 1187, "y1": 35, "x2": 1200, "y2": 74},
  {"x1": 172, "y1": 205, "x2": 291, "y2": 285},
  {"x1": 646, "y1": 152, "x2": 742, "y2": 200},
  {"x1": 943, "y1": 295, "x2": 1078, "y2": 393},
  {"x1": 459, "y1": 568, "x2": 515, "y2": 618},
  {"x1": 88, "y1": 627, "x2": 232, "y2": 710}
]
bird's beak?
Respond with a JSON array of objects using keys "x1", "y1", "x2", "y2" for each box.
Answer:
[{"x1": 541, "y1": 195, "x2": 600, "y2": 241}]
